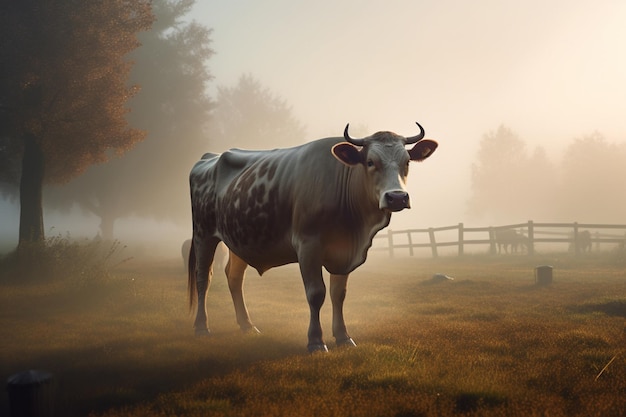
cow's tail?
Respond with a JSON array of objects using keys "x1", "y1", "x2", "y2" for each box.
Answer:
[{"x1": 188, "y1": 239, "x2": 197, "y2": 312}]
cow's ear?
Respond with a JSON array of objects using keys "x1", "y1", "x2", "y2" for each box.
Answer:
[
  {"x1": 408, "y1": 139, "x2": 438, "y2": 162},
  {"x1": 332, "y1": 142, "x2": 362, "y2": 166}
]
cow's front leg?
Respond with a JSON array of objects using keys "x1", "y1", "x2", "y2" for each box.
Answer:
[
  {"x1": 298, "y1": 249, "x2": 328, "y2": 352},
  {"x1": 304, "y1": 274, "x2": 327, "y2": 353},
  {"x1": 330, "y1": 274, "x2": 356, "y2": 348}
]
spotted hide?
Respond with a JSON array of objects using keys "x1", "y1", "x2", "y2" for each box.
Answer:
[{"x1": 188, "y1": 123, "x2": 438, "y2": 352}]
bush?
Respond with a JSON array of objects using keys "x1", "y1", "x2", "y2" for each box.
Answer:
[{"x1": 0, "y1": 233, "x2": 129, "y2": 284}]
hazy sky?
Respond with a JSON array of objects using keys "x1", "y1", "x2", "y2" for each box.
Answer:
[{"x1": 190, "y1": 0, "x2": 626, "y2": 228}]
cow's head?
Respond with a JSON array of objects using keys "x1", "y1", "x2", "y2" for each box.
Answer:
[{"x1": 331, "y1": 122, "x2": 438, "y2": 212}]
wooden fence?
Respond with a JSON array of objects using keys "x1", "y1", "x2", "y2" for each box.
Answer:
[{"x1": 372, "y1": 221, "x2": 626, "y2": 258}]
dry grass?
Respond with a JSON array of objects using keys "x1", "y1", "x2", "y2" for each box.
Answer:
[{"x1": 1, "y1": 252, "x2": 626, "y2": 416}]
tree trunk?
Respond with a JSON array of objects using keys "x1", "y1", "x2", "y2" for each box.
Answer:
[
  {"x1": 99, "y1": 212, "x2": 116, "y2": 241},
  {"x1": 18, "y1": 133, "x2": 45, "y2": 245},
  {"x1": 78, "y1": 197, "x2": 118, "y2": 241}
]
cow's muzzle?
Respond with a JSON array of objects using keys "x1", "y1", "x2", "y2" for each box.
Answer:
[{"x1": 383, "y1": 190, "x2": 411, "y2": 212}]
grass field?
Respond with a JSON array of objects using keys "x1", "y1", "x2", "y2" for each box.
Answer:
[{"x1": 1, "y1": 251, "x2": 626, "y2": 416}]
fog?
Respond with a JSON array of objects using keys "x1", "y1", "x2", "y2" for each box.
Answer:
[
  {"x1": 192, "y1": 0, "x2": 626, "y2": 231},
  {"x1": 0, "y1": 200, "x2": 188, "y2": 257},
  {"x1": 2, "y1": 1, "x2": 626, "y2": 255}
]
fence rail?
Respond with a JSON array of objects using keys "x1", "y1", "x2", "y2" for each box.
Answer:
[{"x1": 372, "y1": 221, "x2": 626, "y2": 258}]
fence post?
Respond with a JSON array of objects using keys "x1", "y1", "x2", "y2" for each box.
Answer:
[
  {"x1": 458, "y1": 223, "x2": 464, "y2": 256},
  {"x1": 387, "y1": 229, "x2": 394, "y2": 258},
  {"x1": 428, "y1": 227, "x2": 438, "y2": 258},
  {"x1": 527, "y1": 220, "x2": 534, "y2": 256},
  {"x1": 573, "y1": 222, "x2": 580, "y2": 256},
  {"x1": 407, "y1": 231, "x2": 414, "y2": 256}
]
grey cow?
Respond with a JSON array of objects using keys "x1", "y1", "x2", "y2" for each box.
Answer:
[
  {"x1": 188, "y1": 123, "x2": 438, "y2": 352},
  {"x1": 495, "y1": 229, "x2": 528, "y2": 254},
  {"x1": 182, "y1": 239, "x2": 227, "y2": 272}
]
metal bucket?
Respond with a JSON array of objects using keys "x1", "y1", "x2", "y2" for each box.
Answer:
[
  {"x1": 535, "y1": 265, "x2": 553, "y2": 286},
  {"x1": 6, "y1": 370, "x2": 54, "y2": 417}
]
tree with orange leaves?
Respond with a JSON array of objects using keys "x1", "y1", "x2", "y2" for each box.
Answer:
[{"x1": 0, "y1": 0, "x2": 153, "y2": 247}]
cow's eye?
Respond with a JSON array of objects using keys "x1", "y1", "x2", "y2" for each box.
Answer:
[{"x1": 367, "y1": 159, "x2": 374, "y2": 168}]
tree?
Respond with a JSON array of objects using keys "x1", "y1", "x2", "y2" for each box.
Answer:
[
  {"x1": 524, "y1": 146, "x2": 558, "y2": 219},
  {"x1": 0, "y1": 1, "x2": 153, "y2": 246},
  {"x1": 557, "y1": 132, "x2": 626, "y2": 222},
  {"x1": 467, "y1": 125, "x2": 556, "y2": 223},
  {"x1": 468, "y1": 126, "x2": 528, "y2": 221},
  {"x1": 209, "y1": 74, "x2": 306, "y2": 151},
  {"x1": 44, "y1": 0, "x2": 214, "y2": 240}
]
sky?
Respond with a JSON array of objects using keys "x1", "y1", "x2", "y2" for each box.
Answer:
[
  {"x1": 193, "y1": 1, "x2": 626, "y2": 139},
  {"x1": 189, "y1": 0, "x2": 626, "y2": 230},
  {"x1": 2, "y1": 0, "x2": 626, "y2": 253}
]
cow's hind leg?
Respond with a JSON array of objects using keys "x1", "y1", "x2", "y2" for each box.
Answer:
[
  {"x1": 225, "y1": 251, "x2": 259, "y2": 334},
  {"x1": 193, "y1": 237, "x2": 219, "y2": 336},
  {"x1": 330, "y1": 274, "x2": 356, "y2": 348}
]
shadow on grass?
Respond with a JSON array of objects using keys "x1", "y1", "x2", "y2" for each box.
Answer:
[
  {"x1": 569, "y1": 299, "x2": 626, "y2": 317},
  {"x1": 454, "y1": 391, "x2": 508, "y2": 413},
  {"x1": 1, "y1": 333, "x2": 304, "y2": 417}
]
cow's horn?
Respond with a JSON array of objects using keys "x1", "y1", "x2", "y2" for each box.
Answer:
[
  {"x1": 343, "y1": 124, "x2": 365, "y2": 146},
  {"x1": 404, "y1": 122, "x2": 425, "y2": 144}
]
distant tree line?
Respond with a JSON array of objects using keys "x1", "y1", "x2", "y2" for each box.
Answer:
[{"x1": 468, "y1": 125, "x2": 626, "y2": 223}]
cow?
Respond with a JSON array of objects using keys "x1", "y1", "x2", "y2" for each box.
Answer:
[
  {"x1": 495, "y1": 229, "x2": 528, "y2": 254},
  {"x1": 188, "y1": 122, "x2": 438, "y2": 352},
  {"x1": 569, "y1": 230, "x2": 592, "y2": 253}
]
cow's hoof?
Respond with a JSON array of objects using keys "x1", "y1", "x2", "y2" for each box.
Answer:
[
  {"x1": 308, "y1": 343, "x2": 329, "y2": 354},
  {"x1": 242, "y1": 326, "x2": 261, "y2": 335},
  {"x1": 195, "y1": 328, "x2": 211, "y2": 337},
  {"x1": 336, "y1": 337, "x2": 357, "y2": 348}
]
